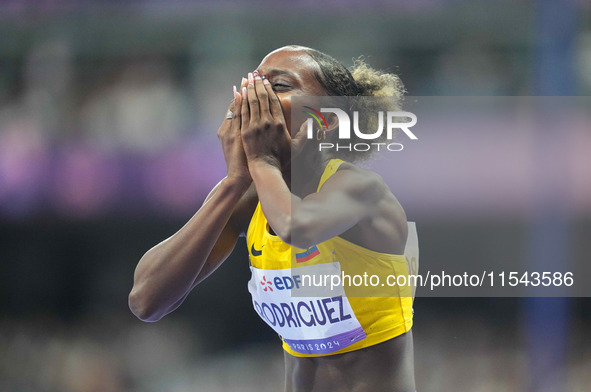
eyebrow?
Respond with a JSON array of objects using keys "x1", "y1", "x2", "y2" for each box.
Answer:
[{"x1": 259, "y1": 68, "x2": 297, "y2": 78}]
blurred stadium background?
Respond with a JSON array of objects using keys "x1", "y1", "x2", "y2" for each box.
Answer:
[{"x1": 1, "y1": 1, "x2": 590, "y2": 391}]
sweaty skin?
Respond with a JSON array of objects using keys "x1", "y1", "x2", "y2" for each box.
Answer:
[{"x1": 129, "y1": 46, "x2": 415, "y2": 392}]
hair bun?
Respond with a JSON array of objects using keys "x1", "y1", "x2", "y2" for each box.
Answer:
[{"x1": 351, "y1": 59, "x2": 404, "y2": 101}]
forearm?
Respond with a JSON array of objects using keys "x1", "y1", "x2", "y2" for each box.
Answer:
[
  {"x1": 249, "y1": 161, "x2": 299, "y2": 244},
  {"x1": 250, "y1": 161, "x2": 375, "y2": 249},
  {"x1": 129, "y1": 177, "x2": 249, "y2": 321}
]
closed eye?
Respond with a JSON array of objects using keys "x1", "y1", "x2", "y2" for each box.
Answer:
[{"x1": 272, "y1": 83, "x2": 291, "y2": 91}]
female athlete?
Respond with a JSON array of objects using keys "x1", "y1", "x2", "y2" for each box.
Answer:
[{"x1": 129, "y1": 45, "x2": 417, "y2": 392}]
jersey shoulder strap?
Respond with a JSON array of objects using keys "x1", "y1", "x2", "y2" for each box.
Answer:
[{"x1": 317, "y1": 159, "x2": 345, "y2": 192}]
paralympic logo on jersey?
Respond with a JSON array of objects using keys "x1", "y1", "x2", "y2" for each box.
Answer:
[{"x1": 302, "y1": 106, "x2": 418, "y2": 152}]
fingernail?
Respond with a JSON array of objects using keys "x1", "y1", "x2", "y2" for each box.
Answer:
[
  {"x1": 242, "y1": 86, "x2": 247, "y2": 99},
  {"x1": 233, "y1": 85, "x2": 237, "y2": 95},
  {"x1": 253, "y1": 71, "x2": 259, "y2": 77},
  {"x1": 241, "y1": 77, "x2": 247, "y2": 86},
  {"x1": 263, "y1": 78, "x2": 270, "y2": 85},
  {"x1": 248, "y1": 72, "x2": 254, "y2": 84}
]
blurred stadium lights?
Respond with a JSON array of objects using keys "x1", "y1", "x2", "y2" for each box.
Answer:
[{"x1": 0, "y1": 1, "x2": 589, "y2": 219}]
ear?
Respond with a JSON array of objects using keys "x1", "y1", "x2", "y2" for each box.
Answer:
[{"x1": 324, "y1": 112, "x2": 340, "y2": 134}]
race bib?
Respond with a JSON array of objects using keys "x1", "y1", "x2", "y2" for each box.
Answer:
[{"x1": 248, "y1": 263, "x2": 366, "y2": 355}]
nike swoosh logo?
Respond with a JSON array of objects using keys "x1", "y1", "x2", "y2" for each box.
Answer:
[{"x1": 251, "y1": 243, "x2": 263, "y2": 256}]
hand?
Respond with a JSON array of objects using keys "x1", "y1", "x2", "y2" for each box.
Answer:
[
  {"x1": 218, "y1": 77, "x2": 251, "y2": 187},
  {"x1": 239, "y1": 72, "x2": 291, "y2": 170},
  {"x1": 292, "y1": 120, "x2": 311, "y2": 161}
]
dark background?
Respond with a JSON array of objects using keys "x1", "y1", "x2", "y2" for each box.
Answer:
[{"x1": 1, "y1": 1, "x2": 590, "y2": 391}]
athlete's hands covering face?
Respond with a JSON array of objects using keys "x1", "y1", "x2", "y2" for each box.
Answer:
[
  {"x1": 218, "y1": 77, "x2": 251, "y2": 186},
  {"x1": 239, "y1": 72, "x2": 304, "y2": 170}
]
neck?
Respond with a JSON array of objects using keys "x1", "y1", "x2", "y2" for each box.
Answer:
[{"x1": 284, "y1": 151, "x2": 333, "y2": 198}]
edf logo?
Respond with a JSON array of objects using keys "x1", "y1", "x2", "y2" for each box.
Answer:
[
  {"x1": 271, "y1": 275, "x2": 303, "y2": 291},
  {"x1": 260, "y1": 276, "x2": 273, "y2": 292}
]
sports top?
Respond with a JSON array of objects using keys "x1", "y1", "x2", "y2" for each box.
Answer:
[{"x1": 246, "y1": 159, "x2": 416, "y2": 357}]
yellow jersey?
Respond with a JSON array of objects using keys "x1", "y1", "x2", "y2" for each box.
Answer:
[{"x1": 246, "y1": 159, "x2": 415, "y2": 357}]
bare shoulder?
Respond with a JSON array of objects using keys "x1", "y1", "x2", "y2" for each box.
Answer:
[
  {"x1": 332, "y1": 162, "x2": 408, "y2": 254},
  {"x1": 323, "y1": 162, "x2": 390, "y2": 197},
  {"x1": 324, "y1": 161, "x2": 393, "y2": 204}
]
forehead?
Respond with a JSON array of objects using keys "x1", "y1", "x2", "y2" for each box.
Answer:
[{"x1": 256, "y1": 48, "x2": 320, "y2": 84}]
